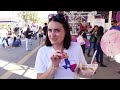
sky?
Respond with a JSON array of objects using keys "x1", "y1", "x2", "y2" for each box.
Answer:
[
  {"x1": 0, "y1": 11, "x2": 57, "y2": 19},
  {"x1": 0, "y1": 11, "x2": 17, "y2": 18},
  {"x1": 38, "y1": 11, "x2": 57, "y2": 19},
  {"x1": 0, "y1": 11, "x2": 57, "y2": 27}
]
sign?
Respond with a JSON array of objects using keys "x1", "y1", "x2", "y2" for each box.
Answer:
[{"x1": 93, "y1": 19, "x2": 105, "y2": 27}]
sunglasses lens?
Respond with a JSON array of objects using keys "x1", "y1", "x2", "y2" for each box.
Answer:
[{"x1": 49, "y1": 14, "x2": 66, "y2": 21}]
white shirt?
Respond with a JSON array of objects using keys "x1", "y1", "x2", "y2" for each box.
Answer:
[
  {"x1": 34, "y1": 42, "x2": 87, "y2": 79},
  {"x1": 23, "y1": 27, "x2": 27, "y2": 32},
  {"x1": 31, "y1": 26, "x2": 38, "y2": 33},
  {"x1": 0, "y1": 29, "x2": 8, "y2": 38}
]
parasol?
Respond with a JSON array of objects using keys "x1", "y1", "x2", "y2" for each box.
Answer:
[{"x1": 100, "y1": 29, "x2": 120, "y2": 57}]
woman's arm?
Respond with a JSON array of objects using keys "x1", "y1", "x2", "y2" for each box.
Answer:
[
  {"x1": 35, "y1": 48, "x2": 64, "y2": 79},
  {"x1": 37, "y1": 64, "x2": 58, "y2": 79},
  {"x1": 82, "y1": 33, "x2": 87, "y2": 42},
  {"x1": 91, "y1": 30, "x2": 96, "y2": 35}
]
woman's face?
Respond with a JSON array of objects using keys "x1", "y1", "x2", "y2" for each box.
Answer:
[
  {"x1": 48, "y1": 21, "x2": 65, "y2": 46},
  {"x1": 94, "y1": 26, "x2": 98, "y2": 31}
]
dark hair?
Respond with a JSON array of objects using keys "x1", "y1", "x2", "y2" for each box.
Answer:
[
  {"x1": 45, "y1": 14, "x2": 71, "y2": 49},
  {"x1": 93, "y1": 25, "x2": 98, "y2": 29},
  {"x1": 78, "y1": 28, "x2": 87, "y2": 36},
  {"x1": 27, "y1": 27, "x2": 30, "y2": 31},
  {"x1": 38, "y1": 26, "x2": 42, "y2": 29},
  {"x1": 111, "y1": 20, "x2": 117, "y2": 23},
  {"x1": 97, "y1": 26, "x2": 104, "y2": 36},
  {"x1": 13, "y1": 37, "x2": 16, "y2": 42},
  {"x1": 44, "y1": 23, "x2": 47, "y2": 25}
]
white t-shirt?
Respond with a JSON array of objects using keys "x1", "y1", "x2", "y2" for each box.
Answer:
[{"x1": 34, "y1": 42, "x2": 87, "y2": 79}]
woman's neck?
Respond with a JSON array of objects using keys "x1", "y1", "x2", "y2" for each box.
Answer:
[{"x1": 53, "y1": 44, "x2": 64, "y2": 51}]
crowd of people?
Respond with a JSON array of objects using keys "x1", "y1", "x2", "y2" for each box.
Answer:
[
  {"x1": 0, "y1": 23, "x2": 48, "y2": 51},
  {"x1": 77, "y1": 19, "x2": 120, "y2": 68}
]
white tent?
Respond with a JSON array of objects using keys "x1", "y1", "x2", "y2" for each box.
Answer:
[{"x1": 0, "y1": 11, "x2": 19, "y2": 23}]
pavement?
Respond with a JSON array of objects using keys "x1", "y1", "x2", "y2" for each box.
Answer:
[
  {"x1": 0, "y1": 37, "x2": 120, "y2": 79},
  {"x1": 80, "y1": 53, "x2": 120, "y2": 79},
  {"x1": 0, "y1": 37, "x2": 43, "y2": 79}
]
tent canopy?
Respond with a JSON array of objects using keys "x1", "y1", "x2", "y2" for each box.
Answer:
[{"x1": 0, "y1": 21, "x2": 18, "y2": 23}]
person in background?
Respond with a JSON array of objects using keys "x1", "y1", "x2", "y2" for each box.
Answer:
[
  {"x1": 96, "y1": 26, "x2": 107, "y2": 67},
  {"x1": 1, "y1": 27, "x2": 10, "y2": 48},
  {"x1": 31, "y1": 24, "x2": 38, "y2": 40},
  {"x1": 78, "y1": 27, "x2": 87, "y2": 54},
  {"x1": 110, "y1": 20, "x2": 120, "y2": 31},
  {"x1": 87, "y1": 25, "x2": 98, "y2": 57},
  {"x1": 64, "y1": 14, "x2": 69, "y2": 22},
  {"x1": 79, "y1": 23, "x2": 84, "y2": 31},
  {"x1": 108, "y1": 20, "x2": 120, "y2": 62},
  {"x1": 38, "y1": 26, "x2": 44, "y2": 46},
  {"x1": 86, "y1": 22, "x2": 92, "y2": 33},
  {"x1": 13, "y1": 24, "x2": 20, "y2": 37},
  {"x1": 25, "y1": 25, "x2": 33, "y2": 51},
  {"x1": 43, "y1": 23, "x2": 48, "y2": 36},
  {"x1": 42, "y1": 23, "x2": 48, "y2": 40}
]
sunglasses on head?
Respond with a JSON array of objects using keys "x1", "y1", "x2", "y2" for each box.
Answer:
[{"x1": 48, "y1": 14, "x2": 66, "y2": 21}]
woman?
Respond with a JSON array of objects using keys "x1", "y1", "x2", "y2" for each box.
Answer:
[
  {"x1": 96, "y1": 26, "x2": 107, "y2": 67},
  {"x1": 38, "y1": 26, "x2": 44, "y2": 46},
  {"x1": 87, "y1": 25, "x2": 98, "y2": 57},
  {"x1": 34, "y1": 14, "x2": 88, "y2": 79}
]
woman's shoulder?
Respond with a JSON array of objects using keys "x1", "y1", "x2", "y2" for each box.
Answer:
[
  {"x1": 71, "y1": 41, "x2": 78, "y2": 45},
  {"x1": 68, "y1": 42, "x2": 82, "y2": 53},
  {"x1": 70, "y1": 42, "x2": 80, "y2": 48},
  {"x1": 38, "y1": 45, "x2": 52, "y2": 52}
]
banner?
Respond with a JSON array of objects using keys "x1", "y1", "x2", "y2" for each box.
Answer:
[{"x1": 93, "y1": 19, "x2": 105, "y2": 27}]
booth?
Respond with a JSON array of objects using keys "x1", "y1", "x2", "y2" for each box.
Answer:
[{"x1": 64, "y1": 11, "x2": 97, "y2": 42}]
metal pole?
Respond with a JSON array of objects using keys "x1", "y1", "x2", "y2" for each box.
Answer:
[{"x1": 108, "y1": 11, "x2": 112, "y2": 29}]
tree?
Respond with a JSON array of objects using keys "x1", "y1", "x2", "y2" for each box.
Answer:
[
  {"x1": 17, "y1": 11, "x2": 40, "y2": 24},
  {"x1": 39, "y1": 17, "x2": 48, "y2": 26}
]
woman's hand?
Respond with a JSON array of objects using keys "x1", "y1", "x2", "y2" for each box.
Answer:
[{"x1": 50, "y1": 50, "x2": 64, "y2": 67}]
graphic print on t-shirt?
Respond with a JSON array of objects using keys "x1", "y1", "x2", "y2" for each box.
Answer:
[{"x1": 62, "y1": 58, "x2": 77, "y2": 72}]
